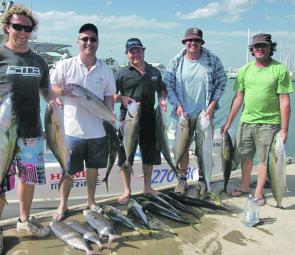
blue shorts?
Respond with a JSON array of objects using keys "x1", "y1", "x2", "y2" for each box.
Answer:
[
  {"x1": 0, "y1": 136, "x2": 46, "y2": 193},
  {"x1": 65, "y1": 135, "x2": 108, "y2": 174}
]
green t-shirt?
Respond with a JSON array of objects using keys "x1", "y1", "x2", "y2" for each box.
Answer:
[{"x1": 235, "y1": 59, "x2": 293, "y2": 124}]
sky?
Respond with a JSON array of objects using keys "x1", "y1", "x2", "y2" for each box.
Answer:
[{"x1": 7, "y1": 0, "x2": 295, "y2": 70}]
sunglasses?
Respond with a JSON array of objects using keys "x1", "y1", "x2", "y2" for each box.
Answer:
[
  {"x1": 11, "y1": 23, "x2": 33, "y2": 33},
  {"x1": 79, "y1": 36, "x2": 98, "y2": 43},
  {"x1": 253, "y1": 43, "x2": 269, "y2": 48},
  {"x1": 185, "y1": 39, "x2": 203, "y2": 43}
]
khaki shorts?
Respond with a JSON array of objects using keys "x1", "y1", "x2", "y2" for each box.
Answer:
[{"x1": 236, "y1": 122, "x2": 280, "y2": 163}]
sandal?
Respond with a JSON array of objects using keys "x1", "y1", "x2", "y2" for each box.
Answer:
[
  {"x1": 255, "y1": 196, "x2": 266, "y2": 206},
  {"x1": 52, "y1": 208, "x2": 68, "y2": 221},
  {"x1": 89, "y1": 204, "x2": 103, "y2": 214},
  {"x1": 230, "y1": 188, "x2": 249, "y2": 197}
]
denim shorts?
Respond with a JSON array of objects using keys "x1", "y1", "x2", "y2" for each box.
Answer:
[
  {"x1": 0, "y1": 136, "x2": 46, "y2": 193},
  {"x1": 236, "y1": 122, "x2": 280, "y2": 163},
  {"x1": 65, "y1": 135, "x2": 108, "y2": 174}
]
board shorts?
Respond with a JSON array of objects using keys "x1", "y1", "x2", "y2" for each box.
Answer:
[{"x1": 0, "y1": 136, "x2": 46, "y2": 193}]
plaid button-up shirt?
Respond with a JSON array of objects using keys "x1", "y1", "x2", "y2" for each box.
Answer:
[{"x1": 164, "y1": 47, "x2": 227, "y2": 119}]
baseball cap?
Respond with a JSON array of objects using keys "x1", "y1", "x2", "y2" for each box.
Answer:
[
  {"x1": 79, "y1": 23, "x2": 98, "y2": 36},
  {"x1": 125, "y1": 38, "x2": 145, "y2": 52}
]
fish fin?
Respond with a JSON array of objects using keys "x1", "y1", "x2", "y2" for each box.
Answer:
[
  {"x1": 136, "y1": 227, "x2": 159, "y2": 235},
  {"x1": 0, "y1": 194, "x2": 8, "y2": 205},
  {"x1": 101, "y1": 177, "x2": 109, "y2": 192},
  {"x1": 58, "y1": 173, "x2": 74, "y2": 190}
]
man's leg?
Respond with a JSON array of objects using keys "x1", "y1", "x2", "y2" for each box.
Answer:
[
  {"x1": 240, "y1": 159, "x2": 253, "y2": 192},
  {"x1": 53, "y1": 176, "x2": 74, "y2": 220},
  {"x1": 86, "y1": 168, "x2": 98, "y2": 208},
  {"x1": 179, "y1": 148, "x2": 189, "y2": 177},
  {"x1": 18, "y1": 181, "x2": 34, "y2": 222},
  {"x1": 0, "y1": 194, "x2": 6, "y2": 255},
  {"x1": 175, "y1": 149, "x2": 189, "y2": 194},
  {"x1": 231, "y1": 123, "x2": 254, "y2": 196},
  {"x1": 17, "y1": 181, "x2": 50, "y2": 237},
  {"x1": 118, "y1": 165, "x2": 132, "y2": 204},
  {"x1": 143, "y1": 163, "x2": 158, "y2": 195},
  {"x1": 254, "y1": 163, "x2": 267, "y2": 199}
]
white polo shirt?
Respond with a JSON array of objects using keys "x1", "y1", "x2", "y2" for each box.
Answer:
[{"x1": 51, "y1": 55, "x2": 116, "y2": 139}]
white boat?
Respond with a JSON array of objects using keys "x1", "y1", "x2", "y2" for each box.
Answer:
[{"x1": 6, "y1": 129, "x2": 226, "y2": 204}]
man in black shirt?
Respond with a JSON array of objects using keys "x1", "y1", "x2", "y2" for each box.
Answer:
[
  {"x1": 0, "y1": 4, "x2": 52, "y2": 251},
  {"x1": 115, "y1": 38, "x2": 167, "y2": 204}
]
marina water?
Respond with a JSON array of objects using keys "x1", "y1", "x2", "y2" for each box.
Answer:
[{"x1": 41, "y1": 80, "x2": 295, "y2": 157}]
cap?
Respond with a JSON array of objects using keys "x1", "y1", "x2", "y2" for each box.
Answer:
[
  {"x1": 251, "y1": 33, "x2": 272, "y2": 46},
  {"x1": 125, "y1": 38, "x2": 145, "y2": 52},
  {"x1": 182, "y1": 28, "x2": 205, "y2": 44},
  {"x1": 79, "y1": 23, "x2": 98, "y2": 36}
]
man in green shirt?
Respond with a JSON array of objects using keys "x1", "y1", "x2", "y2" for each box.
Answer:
[{"x1": 222, "y1": 33, "x2": 293, "y2": 206}]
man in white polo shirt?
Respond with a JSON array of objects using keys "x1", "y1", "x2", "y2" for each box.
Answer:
[{"x1": 50, "y1": 23, "x2": 116, "y2": 221}]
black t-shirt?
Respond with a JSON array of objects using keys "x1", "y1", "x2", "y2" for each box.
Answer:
[
  {"x1": 115, "y1": 62, "x2": 166, "y2": 120},
  {"x1": 0, "y1": 46, "x2": 49, "y2": 138}
]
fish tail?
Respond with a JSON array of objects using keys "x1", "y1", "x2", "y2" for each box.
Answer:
[
  {"x1": 101, "y1": 177, "x2": 109, "y2": 192},
  {"x1": 219, "y1": 189, "x2": 228, "y2": 196},
  {"x1": 108, "y1": 234, "x2": 120, "y2": 248}
]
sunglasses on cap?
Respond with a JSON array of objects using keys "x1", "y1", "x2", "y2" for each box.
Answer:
[
  {"x1": 10, "y1": 23, "x2": 33, "y2": 33},
  {"x1": 79, "y1": 36, "x2": 98, "y2": 43}
]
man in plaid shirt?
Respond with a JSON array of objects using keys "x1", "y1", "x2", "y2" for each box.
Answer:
[{"x1": 164, "y1": 27, "x2": 226, "y2": 194}]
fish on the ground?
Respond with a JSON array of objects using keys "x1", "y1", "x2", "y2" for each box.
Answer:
[
  {"x1": 144, "y1": 193, "x2": 182, "y2": 216},
  {"x1": 195, "y1": 111, "x2": 214, "y2": 192},
  {"x1": 102, "y1": 204, "x2": 138, "y2": 230},
  {"x1": 83, "y1": 209, "x2": 119, "y2": 247},
  {"x1": 70, "y1": 84, "x2": 119, "y2": 130},
  {"x1": 219, "y1": 131, "x2": 234, "y2": 195},
  {"x1": 167, "y1": 191, "x2": 229, "y2": 212},
  {"x1": 267, "y1": 132, "x2": 286, "y2": 208},
  {"x1": 127, "y1": 198, "x2": 150, "y2": 229},
  {"x1": 157, "y1": 192, "x2": 201, "y2": 218},
  {"x1": 50, "y1": 221, "x2": 99, "y2": 255},
  {"x1": 155, "y1": 105, "x2": 179, "y2": 176},
  {"x1": 101, "y1": 121, "x2": 120, "y2": 191},
  {"x1": 67, "y1": 220, "x2": 104, "y2": 250},
  {"x1": 45, "y1": 101, "x2": 73, "y2": 186},
  {"x1": 120, "y1": 101, "x2": 141, "y2": 168},
  {"x1": 0, "y1": 92, "x2": 17, "y2": 184},
  {"x1": 137, "y1": 197, "x2": 191, "y2": 224}
]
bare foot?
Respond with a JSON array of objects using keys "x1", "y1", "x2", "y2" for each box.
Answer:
[
  {"x1": 144, "y1": 188, "x2": 160, "y2": 196},
  {"x1": 117, "y1": 194, "x2": 130, "y2": 205}
]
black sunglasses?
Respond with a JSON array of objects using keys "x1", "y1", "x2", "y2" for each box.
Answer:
[
  {"x1": 11, "y1": 23, "x2": 33, "y2": 33},
  {"x1": 185, "y1": 39, "x2": 202, "y2": 43},
  {"x1": 79, "y1": 36, "x2": 98, "y2": 43}
]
